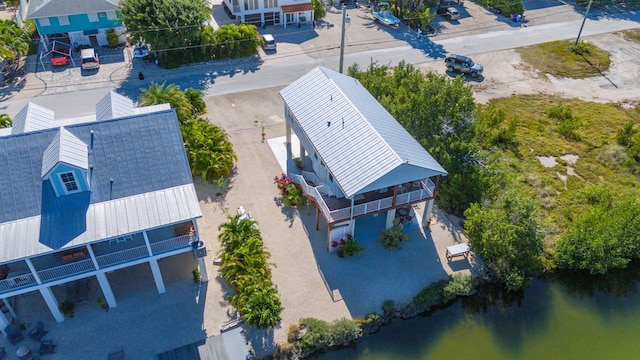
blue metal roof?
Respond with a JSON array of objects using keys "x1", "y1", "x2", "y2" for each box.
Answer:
[{"x1": 0, "y1": 109, "x2": 193, "y2": 225}]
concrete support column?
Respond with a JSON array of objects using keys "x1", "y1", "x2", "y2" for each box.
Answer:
[
  {"x1": 423, "y1": 199, "x2": 435, "y2": 228},
  {"x1": 0, "y1": 309, "x2": 9, "y2": 336},
  {"x1": 2, "y1": 298, "x2": 18, "y2": 322},
  {"x1": 96, "y1": 272, "x2": 117, "y2": 309},
  {"x1": 285, "y1": 122, "x2": 292, "y2": 149},
  {"x1": 198, "y1": 257, "x2": 209, "y2": 282},
  {"x1": 149, "y1": 259, "x2": 166, "y2": 294},
  {"x1": 39, "y1": 287, "x2": 64, "y2": 322},
  {"x1": 299, "y1": 142, "x2": 305, "y2": 168},
  {"x1": 386, "y1": 209, "x2": 396, "y2": 229}
]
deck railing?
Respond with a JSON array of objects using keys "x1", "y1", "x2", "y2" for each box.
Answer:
[
  {"x1": 37, "y1": 259, "x2": 95, "y2": 282},
  {"x1": 295, "y1": 174, "x2": 437, "y2": 224},
  {"x1": 301, "y1": 170, "x2": 334, "y2": 196},
  {"x1": 95, "y1": 245, "x2": 150, "y2": 268},
  {"x1": 0, "y1": 273, "x2": 36, "y2": 293},
  {"x1": 150, "y1": 234, "x2": 193, "y2": 255}
]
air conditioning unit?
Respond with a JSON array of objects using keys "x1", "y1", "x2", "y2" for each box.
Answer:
[{"x1": 191, "y1": 240, "x2": 207, "y2": 259}]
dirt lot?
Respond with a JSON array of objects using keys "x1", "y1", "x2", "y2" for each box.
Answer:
[{"x1": 417, "y1": 31, "x2": 640, "y2": 105}]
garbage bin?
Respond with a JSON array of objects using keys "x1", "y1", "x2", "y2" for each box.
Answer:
[{"x1": 138, "y1": 71, "x2": 144, "y2": 80}]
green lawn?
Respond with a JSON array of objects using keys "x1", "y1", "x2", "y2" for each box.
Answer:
[
  {"x1": 622, "y1": 29, "x2": 640, "y2": 43},
  {"x1": 516, "y1": 40, "x2": 611, "y2": 78}
]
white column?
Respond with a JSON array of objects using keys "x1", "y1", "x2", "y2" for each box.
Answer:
[
  {"x1": 0, "y1": 309, "x2": 9, "y2": 336},
  {"x1": 39, "y1": 287, "x2": 64, "y2": 322},
  {"x1": 299, "y1": 142, "x2": 305, "y2": 166},
  {"x1": 386, "y1": 209, "x2": 396, "y2": 229},
  {"x1": 198, "y1": 257, "x2": 209, "y2": 282},
  {"x1": 2, "y1": 298, "x2": 18, "y2": 321},
  {"x1": 423, "y1": 199, "x2": 435, "y2": 228},
  {"x1": 142, "y1": 231, "x2": 153, "y2": 256},
  {"x1": 286, "y1": 122, "x2": 291, "y2": 147},
  {"x1": 96, "y1": 272, "x2": 117, "y2": 308},
  {"x1": 25, "y1": 258, "x2": 42, "y2": 284},
  {"x1": 149, "y1": 259, "x2": 166, "y2": 294}
]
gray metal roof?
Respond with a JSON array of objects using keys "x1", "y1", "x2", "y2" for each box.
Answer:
[
  {"x1": 28, "y1": 0, "x2": 119, "y2": 19},
  {"x1": 41, "y1": 127, "x2": 88, "y2": 177},
  {"x1": 96, "y1": 91, "x2": 135, "y2": 121},
  {"x1": 0, "y1": 109, "x2": 200, "y2": 260},
  {"x1": 279, "y1": 67, "x2": 447, "y2": 198},
  {"x1": 11, "y1": 102, "x2": 54, "y2": 135}
]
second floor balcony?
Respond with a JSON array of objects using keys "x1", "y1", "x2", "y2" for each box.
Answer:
[
  {"x1": 0, "y1": 221, "x2": 198, "y2": 295},
  {"x1": 292, "y1": 173, "x2": 436, "y2": 225}
]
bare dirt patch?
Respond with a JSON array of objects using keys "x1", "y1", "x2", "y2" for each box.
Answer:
[{"x1": 417, "y1": 31, "x2": 640, "y2": 105}]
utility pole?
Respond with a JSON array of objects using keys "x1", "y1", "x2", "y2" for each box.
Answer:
[
  {"x1": 339, "y1": 5, "x2": 346, "y2": 73},
  {"x1": 575, "y1": 0, "x2": 593, "y2": 45}
]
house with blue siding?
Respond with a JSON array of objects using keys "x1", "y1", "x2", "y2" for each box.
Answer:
[
  {"x1": 280, "y1": 67, "x2": 447, "y2": 249},
  {"x1": 21, "y1": 0, "x2": 125, "y2": 50},
  {"x1": 0, "y1": 92, "x2": 207, "y2": 335}
]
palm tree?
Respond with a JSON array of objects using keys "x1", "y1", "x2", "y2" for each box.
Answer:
[
  {"x1": 0, "y1": 20, "x2": 32, "y2": 71},
  {"x1": 182, "y1": 118, "x2": 237, "y2": 182},
  {"x1": 139, "y1": 82, "x2": 193, "y2": 123},
  {"x1": 217, "y1": 215, "x2": 260, "y2": 252},
  {"x1": 0, "y1": 114, "x2": 12, "y2": 128}
]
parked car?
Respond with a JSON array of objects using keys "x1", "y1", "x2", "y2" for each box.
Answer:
[
  {"x1": 444, "y1": 54, "x2": 483, "y2": 77},
  {"x1": 262, "y1": 34, "x2": 276, "y2": 51},
  {"x1": 446, "y1": 7, "x2": 460, "y2": 20},
  {"x1": 81, "y1": 48, "x2": 100, "y2": 70},
  {"x1": 51, "y1": 48, "x2": 70, "y2": 66},
  {"x1": 133, "y1": 44, "x2": 149, "y2": 59}
]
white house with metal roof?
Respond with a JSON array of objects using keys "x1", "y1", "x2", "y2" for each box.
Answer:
[
  {"x1": 0, "y1": 92, "x2": 207, "y2": 335},
  {"x1": 223, "y1": 0, "x2": 314, "y2": 27},
  {"x1": 280, "y1": 67, "x2": 447, "y2": 248}
]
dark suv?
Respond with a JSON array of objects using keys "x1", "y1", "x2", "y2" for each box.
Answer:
[{"x1": 444, "y1": 54, "x2": 483, "y2": 77}]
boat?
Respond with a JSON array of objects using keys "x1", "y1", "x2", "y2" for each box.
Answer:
[{"x1": 373, "y1": 2, "x2": 400, "y2": 27}]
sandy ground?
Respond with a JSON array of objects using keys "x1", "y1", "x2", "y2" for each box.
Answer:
[{"x1": 417, "y1": 31, "x2": 640, "y2": 105}]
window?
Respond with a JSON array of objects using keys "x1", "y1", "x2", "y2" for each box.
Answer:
[
  {"x1": 58, "y1": 16, "x2": 70, "y2": 26},
  {"x1": 60, "y1": 172, "x2": 78, "y2": 192},
  {"x1": 98, "y1": 12, "x2": 106, "y2": 17},
  {"x1": 314, "y1": 152, "x2": 318, "y2": 160},
  {"x1": 245, "y1": 0, "x2": 258, "y2": 10},
  {"x1": 106, "y1": 10, "x2": 117, "y2": 20},
  {"x1": 329, "y1": 173, "x2": 333, "y2": 182},
  {"x1": 264, "y1": 0, "x2": 277, "y2": 8},
  {"x1": 39, "y1": 18, "x2": 50, "y2": 27},
  {"x1": 87, "y1": 13, "x2": 99, "y2": 22}
]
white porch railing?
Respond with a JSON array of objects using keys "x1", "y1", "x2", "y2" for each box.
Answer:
[
  {"x1": 95, "y1": 245, "x2": 149, "y2": 268},
  {"x1": 37, "y1": 259, "x2": 95, "y2": 283},
  {"x1": 0, "y1": 273, "x2": 36, "y2": 293},
  {"x1": 294, "y1": 174, "x2": 437, "y2": 224},
  {"x1": 150, "y1": 234, "x2": 193, "y2": 255},
  {"x1": 352, "y1": 197, "x2": 394, "y2": 217},
  {"x1": 302, "y1": 170, "x2": 334, "y2": 196}
]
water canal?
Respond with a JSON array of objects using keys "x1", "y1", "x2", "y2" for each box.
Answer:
[{"x1": 318, "y1": 267, "x2": 640, "y2": 359}]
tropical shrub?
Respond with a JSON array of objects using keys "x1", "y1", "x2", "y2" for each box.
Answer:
[
  {"x1": 0, "y1": 114, "x2": 11, "y2": 128},
  {"x1": 218, "y1": 215, "x2": 283, "y2": 328},
  {"x1": 181, "y1": 118, "x2": 237, "y2": 182},
  {"x1": 379, "y1": 218, "x2": 409, "y2": 251},
  {"x1": 341, "y1": 237, "x2": 363, "y2": 256},
  {"x1": 274, "y1": 174, "x2": 303, "y2": 207},
  {"x1": 299, "y1": 317, "x2": 361, "y2": 354},
  {"x1": 106, "y1": 28, "x2": 119, "y2": 47},
  {"x1": 413, "y1": 279, "x2": 448, "y2": 311}
]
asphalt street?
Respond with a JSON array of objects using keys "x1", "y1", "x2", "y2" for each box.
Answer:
[{"x1": 1, "y1": 10, "x2": 638, "y2": 118}]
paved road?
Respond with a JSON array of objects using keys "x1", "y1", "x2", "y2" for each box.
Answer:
[{"x1": 1, "y1": 10, "x2": 638, "y2": 118}]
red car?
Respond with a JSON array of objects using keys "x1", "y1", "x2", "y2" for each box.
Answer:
[{"x1": 51, "y1": 48, "x2": 70, "y2": 66}]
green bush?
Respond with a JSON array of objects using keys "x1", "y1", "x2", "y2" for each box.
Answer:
[
  {"x1": 382, "y1": 299, "x2": 396, "y2": 315},
  {"x1": 413, "y1": 279, "x2": 448, "y2": 310},
  {"x1": 548, "y1": 105, "x2": 580, "y2": 141},
  {"x1": 287, "y1": 324, "x2": 301, "y2": 343},
  {"x1": 299, "y1": 318, "x2": 361, "y2": 354},
  {"x1": 342, "y1": 237, "x2": 364, "y2": 256},
  {"x1": 106, "y1": 28, "x2": 119, "y2": 47},
  {"x1": 379, "y1": 219, "x2": 409, "y2": 251},
  {"x1": 443, "y1": 273, "x2": 474, "y2": 298}
]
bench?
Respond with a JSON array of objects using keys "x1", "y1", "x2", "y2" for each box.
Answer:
[{"x1": 446, "y1": 243, "x2": 470, "y2": 261}]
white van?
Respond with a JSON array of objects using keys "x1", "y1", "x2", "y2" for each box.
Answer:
[
  {"x1": 81, "y1": 48, "x2": 100, "y2": 70},
  {"x1": 262, "y1": 34, "x2": 276, "y2": 51}
]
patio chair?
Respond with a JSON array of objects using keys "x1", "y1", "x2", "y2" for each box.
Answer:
[
  {"x1": 107, "y1": 349, "x2": 125, "y2": 360},
  {"x1": 29, "y1": 321, "x2": 48, "y2": 341},
  {"x1": 5, "y1": 324, "x2": 24, "y2": 344},
  {"x1": 38, "y1": 340, "x2": 56, "y2": 355}
]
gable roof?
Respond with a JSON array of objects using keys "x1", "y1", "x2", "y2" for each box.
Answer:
[
  {"x1": 11, "y1": 102, "x2": 55, "y2": 135},
  {"x1": 280, "y1": 67, "x2": 447, "y2": 198},
  {"x1": 41, "y1": 127, "x2": 88, "y2": 178},
  {"x1": 0, "y1": 109, "x2": 199, "y2": 261},
  {"x1": 96, "y1": 91, "x2": 135, "y2": 121},
  {"x1": 27, "y1": 0, "x2": 119, "y2": 19}
]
